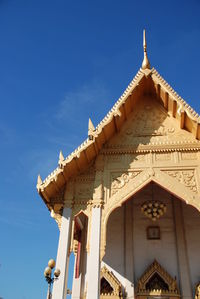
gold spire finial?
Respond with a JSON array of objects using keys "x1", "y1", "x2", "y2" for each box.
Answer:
[
  {"x1": 59, "y1": 150, "x2": 64, "y2": 165},
  {"x1": 37, "y1": 174, "x2": 42, "y2": 186},
  {"x1": 142, "y1": 29, "x2": 151, "y2": 70},
  {"x1": 88, "y1": 118, "x2": 95, "y2": 140}
]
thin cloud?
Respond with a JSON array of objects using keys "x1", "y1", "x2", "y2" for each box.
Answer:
[
  {"x1": 55, "y1": 81, "x2": 110, "y2": 123},
  {"x1": 20, "y1": 148, "x2": 59, "y2": 179}
]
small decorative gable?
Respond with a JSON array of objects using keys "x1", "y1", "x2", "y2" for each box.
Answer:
[
  {"x1": 136, "y1": 260, "x2": 180, "y2": 299},
  {"x1": 100, "y1": 266, "x2": 123, "y2": 298}
]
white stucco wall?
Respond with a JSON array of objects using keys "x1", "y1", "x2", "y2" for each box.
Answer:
[
  {"x1": 102, "y1": 183, "x2": 200, "y2": 298},
  {"x1": 183, "y1": 203, "x2": 200, "y2": 294}
]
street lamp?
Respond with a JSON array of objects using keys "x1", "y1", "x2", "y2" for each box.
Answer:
[{"x1": 44, "y1": 259, "x2": 60, "y2": 299}]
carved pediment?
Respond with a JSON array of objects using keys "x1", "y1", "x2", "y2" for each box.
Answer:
[
  {"x1": 163, "y1": 169, "x2": 198, "y2": 193},
  {"x1": 136, "y1": 260, "x2": 180, "y2": 297},
  {"x1": 100, "y1": 266, "x2": 123, "y2": 298},
  {"x1": 106, "y1": 97, "x2": 198, "y2": 150}
]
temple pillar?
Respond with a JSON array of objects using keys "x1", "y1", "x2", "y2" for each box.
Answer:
[
  {"x1": 86, "y1": 207, "x2": 102, "y2": 299},
  {"x1": 52, "y1": 207, "x2": 72, "y2": 299},
  {"x1": 173, "y1": 198, "x2": 192, "y2": 299},
  {"x1": 86, "y1": 155, "x2": 104, "y2": 299},
  {"x1": 72, "y1": 268, "x2": 82, "y2": 299}
]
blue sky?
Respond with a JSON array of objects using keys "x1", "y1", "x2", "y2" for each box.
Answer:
[{"x1": 0, "y1": 1, "x2": 200, "y2": 298}]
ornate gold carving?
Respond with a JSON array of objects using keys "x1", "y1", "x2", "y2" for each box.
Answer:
[
  {"x1": 195, "y1": 283, "x2": 200, "y2": 299},
  {"x1": 102, "y1": 144, "x2": 200, "y2": 155},
  {"x1": 50, "y1": 209, "x2": 62, "y2": 229},
  {"x1": 72, "y1": 239, "x2": 79, "y2": 255},
  {"x1": 136, "y1": 260, "x2": 180, "y2": 298},
  {"x1": 124, "y1": 104, "x2": 175, "y2": 138},
  {"x1": 164, "y1": 170, "x2": 197, "y2": 193},
  {"x1": 105, "y1": 98, "x2": 199, "y2": 153},
  {"x1": 141, "y1": 201, "x2": 167, "y2": 221},
  {"x1": 111, "y1": 171, "x2": 140, "y2": 196},
  {"x1": 100, "y1": 266, "x2": 123, "y2": 298}
]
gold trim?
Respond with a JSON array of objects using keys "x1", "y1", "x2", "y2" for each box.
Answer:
[
  {"x1": 136, "y1": 260, "x2": 180, "y2": 298},
  {"x1": 100, "y1": 266, "x2": 123, "y2": 298}
]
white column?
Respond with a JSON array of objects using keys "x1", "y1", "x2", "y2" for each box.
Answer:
[
  {"x1": 72, "y1": 264, "x2": 82, "y2": 299},
  {"x1": 124, "y1": 201, "x2": 135, "y2": 298},
  {"x1": 173, "y1": 199, "x2": 192, "y2": 299},
  {"x1": 86, "y1": 207, "x2": 101, "y2": 299},
  {"x1": 52, "y1": 207, "x2": 72, "y2": 299}
]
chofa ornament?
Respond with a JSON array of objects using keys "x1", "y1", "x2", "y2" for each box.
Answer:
[{"x1": 141, "y1": 200, "x2": 167, "y2": 221}]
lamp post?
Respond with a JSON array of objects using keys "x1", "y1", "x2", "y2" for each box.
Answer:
[{"x1": 44, "y1": 259, "x2": 60, "y2": 299}]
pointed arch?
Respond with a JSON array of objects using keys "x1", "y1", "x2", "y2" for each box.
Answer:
[{"x1": 101, "y1": 167, "x2": 200, "y2": 258}]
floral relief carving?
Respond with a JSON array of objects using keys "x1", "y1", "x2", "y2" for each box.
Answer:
[
  {"x1": 110, "y1": 171, "x2": 141, "y2": 196},
  {"x1": 106, "y1": 100, "x2": 200, "y2": 151},
  {"x1": 164, "y1": 170, "x2": 197, "y2": 193},
  {"x1": 124, "y1": 105, "x2": 175, "y2": 138}
]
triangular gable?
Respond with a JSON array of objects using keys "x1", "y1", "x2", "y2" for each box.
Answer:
[
  {"x1": 37, "y1": 66, "x2": 200, "y2": 205},
  {"x1": 136, "y1": 260, "x2": 180, "y2": 296},
  {"x1": 106, "y1": 95, "x2": 197, "y2": 150},
  {"x1": 100, "y1": 266, "x2": 122, "y2": 297}
]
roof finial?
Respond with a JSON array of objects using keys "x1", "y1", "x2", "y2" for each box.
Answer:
[
  {"x1": 59, "y1": 150, "x2": 64, "y2": 165},
  {"x1": 88, "y1": 118, "x2": 95, "y2": 140},
  {"x1": 37, "y1": 174, "x2": 42, "y2": 186},
  {"x1": 142, "y1": 29, "x2": 151, "y2": 70}
]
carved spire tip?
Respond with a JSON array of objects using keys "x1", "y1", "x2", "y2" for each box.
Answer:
[
  {"x1": 59, "y1": 150, "x2": 64, "y2": 164},
  {"x1": 88, "y1": 118, "x2": 95, "y2": 133},
  {"x1": 142, "y1": 29, "x2": 151, "y2": 70},
  {"x1": 37, "y1": 174, "x2": 42, "y2": 186}
]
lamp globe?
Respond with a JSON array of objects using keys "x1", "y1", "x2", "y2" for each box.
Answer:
[
  {"x1": 48, "y1": 259, "x2": 56, "y2": 269},
  {"x1": 44, "y1": 266, "x2": 52, "y2": 277},
  {"x1": 54, "y1": 268, "x2": 61, "y2": 278}
]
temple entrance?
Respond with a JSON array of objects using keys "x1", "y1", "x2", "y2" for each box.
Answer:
[{"x1": 102, "y1": 182, "x2": 200, "y2": 299}]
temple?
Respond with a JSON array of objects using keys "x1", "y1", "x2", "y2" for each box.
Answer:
[{"x1": 37, "y1": 31, "x2": 200, "y2": 299}]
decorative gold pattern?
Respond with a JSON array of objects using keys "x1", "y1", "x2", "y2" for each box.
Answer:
[
  {"x1": 136, "y1": 260, "x2": 180, "y2": 299},
  {"x1": 111, "y1": 171, "x2": 140, "y2": 196},
  {"x1": 195, "y1": 283, "x2": 200, "y2": 299},
  {"x1": 38, "y1": 64, "x2": 200, "y2": 205},
  {"x1": 100, "y1": 266, "x2": 123, "y2": 299},
  {"x1": 141, "y1": 201, "x2": 167, "y2": 221},
  {"x1": 164, "y1": 170, "x2": 197, "y2": 193}
]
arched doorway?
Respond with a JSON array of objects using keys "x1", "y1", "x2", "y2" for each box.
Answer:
[{"x1": 102, "y1": 182, "x2": 200, "y2": 299}]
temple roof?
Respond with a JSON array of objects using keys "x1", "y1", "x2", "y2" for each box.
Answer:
[{"x1": 37, "y1": 34, "x2": 200, "y2": 207}]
